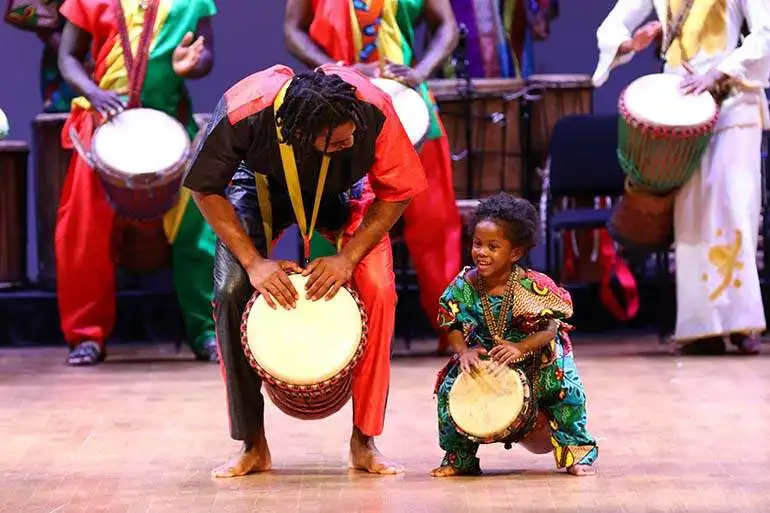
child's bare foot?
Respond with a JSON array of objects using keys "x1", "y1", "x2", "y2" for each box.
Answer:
[
  {"x1": 567, "y1": 464, "x2": 595, "y2": 476},
  {"x1": 212, "y1": 435, "x2": 272, "y2": 478},
  {"x1": 349, "y1": 427, "x2": 404, "y2": 475}
]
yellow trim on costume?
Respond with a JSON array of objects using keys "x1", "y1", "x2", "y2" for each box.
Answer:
[
  {"x1": 162, "y1": 186, "x2": 190, "y2": 242},
  {"x1": 252, "y1": 79, "x2": 332, "y2": 259},
  {"x1": 71, "y1": 0, "x2": 172, "y2": 110},
  {"x1": 665, "y1": 0, "x2": 727, "y2": 68}
]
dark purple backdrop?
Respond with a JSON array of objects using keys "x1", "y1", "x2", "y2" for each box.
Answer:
[{"x1": 0, "y1": 0, "x2": 659, "y2": 277}]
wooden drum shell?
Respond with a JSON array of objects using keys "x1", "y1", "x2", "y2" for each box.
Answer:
[{"x1": 0, "y1": 140, "x2": 29, "y2": 289}]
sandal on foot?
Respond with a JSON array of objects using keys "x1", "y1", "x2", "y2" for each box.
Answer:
[
  {"x1": 729, "y1": 334, "x2": 762, "y2": 355},
  {"x1": 194, "y1": 337, "x2": 219, "y2": 362},
  {"x1": 67, "y1": 341, "x2": 105, "y2": 366}
]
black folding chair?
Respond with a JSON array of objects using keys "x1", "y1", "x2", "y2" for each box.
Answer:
[{"x1": 543, "y1": 113, "x2": 672, "y2": 341}]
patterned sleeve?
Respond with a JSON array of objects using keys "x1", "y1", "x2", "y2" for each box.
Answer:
[
  {"x1": 516, "y1": 269, "x2": 575, "y2": 332},
  {"x1": 437, "y1": 273, "x2": 479, "y2": 334}
]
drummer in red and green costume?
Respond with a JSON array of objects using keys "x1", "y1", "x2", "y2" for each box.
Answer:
[
  {"x1": 285, "y1": 0, "x2": 463, "y2": 352},
  {"x1": 56, "y1": 0, "x2": 218, "y2": 365}
]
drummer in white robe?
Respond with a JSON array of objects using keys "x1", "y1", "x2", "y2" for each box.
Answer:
[{"x1": 592, "y1": 0, "x2": 770, "y2": 354}]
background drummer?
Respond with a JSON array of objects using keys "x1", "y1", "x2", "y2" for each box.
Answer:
[
  {"x1": 4, "y1": 0, "x2": 80, "y2": 114},
  {"x1": 593, "y1": 0, "x2": 770, "y2": 355},
  {"x1": 184, "y1": 63, "x2": 427, "y2": 477},
  {"x1": 441, "y1": 0, "x2": 559, "y2": 79},
  {"x1": 284, "y1": 0, "x2": 463, "y2": 353},
  {"x1": 56, "y1": 0, "x2": 220, "y2": 365}
]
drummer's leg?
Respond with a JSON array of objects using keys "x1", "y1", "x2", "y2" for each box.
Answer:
[
  {"x1": 170, "y1": 198, "x2": 217, "y2": 360},
  {"x1": 537, "y1": 346, "x2": 598, "y2": 476},
  {"x1": 431, "y1": 366, "x2": 482, "y2": 477},
  {"x1": 343, "y1": 182, "x2": 404, "y2": 475},
  {"x1": 56, "y1": 151, "x2": 117, "y2": 365},
  {"x1": 211, "y1": 183, "x2": 273, "y2": 478},
  {"x1": 402, "y1": 131, "x2": 462, "y2": 352}
]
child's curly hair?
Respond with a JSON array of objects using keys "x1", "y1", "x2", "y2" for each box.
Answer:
[{"x1": 470, "y1": 192, "x2": 539, "y2": 252}]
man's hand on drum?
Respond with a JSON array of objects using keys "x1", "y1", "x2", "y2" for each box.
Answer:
[
  {"x1": 488, "y1": 339, "x2": 525, "y2": 367},
  {"x1": 86, "y1": 88, "x2": 125, "y2": 119},
  {"x1": 679, "y1": 68, "x2": 729, "y2": 95},
  {"x1": 458, "y1": 347, "x2": 487, "y2": 374},
  {"x1": 247, "y1": 259, "x2": 303, "y2": 310},
  {"x1": 619, "y1": 21, "x2": 662, "y2": 54},
  {"x1": 302, "y1": 254, "x2": 355, "y2": 301},
  {"x1": 381, "y1": 60, "x2": 425, "y2": 88}
]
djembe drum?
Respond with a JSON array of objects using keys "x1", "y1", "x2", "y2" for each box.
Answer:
[
  {"x1": 527, "y1": 74, "x2": 594, "y2": 160},
  {"x1": 69, "y1": 108, "x2": 192, "y2": 271},
  {"x1": 447, "y1": 359, "x2": 539, "y2": 445},
  {"x1": 609, "y1": 73, "x2": 719, "y2": 252},
  {"x1": 370, "y1": 77, "x2": 430, "y2": 149},
  {"x1": 0, "y1": 140, "x2": 29, "y2": 289},
  {"x1": 428, "y1": 78, "x2": 528, "y2": 198},
  {"x1": 241, "y1": 274, "x2": 369, "y2": 420}
]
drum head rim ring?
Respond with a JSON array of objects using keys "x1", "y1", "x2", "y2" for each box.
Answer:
[
  {"x1": 447, "y1": 364, "x2": 537, "y2": 443},
  {"x1": 239, "y1": 272, "x2": 369, "y2": 392}
]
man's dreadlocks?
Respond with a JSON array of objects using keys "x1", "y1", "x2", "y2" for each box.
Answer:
[{"x1": 275, "y1": 69, "x2": 368, "y2": 152}]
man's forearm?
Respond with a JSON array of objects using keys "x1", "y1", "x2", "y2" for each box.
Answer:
[
  {"x1": 415, "y1": 22, "x2": 458, "y2": 80},
  {"x1": 190, "y1": 190, "x2": 263, "y2": 269},
  {"x1": 285, "y1": 27, "x2": 335, "y2": 68},
  {"x1": 339, "y1": 198, "x2": 409, "y2": 265}
]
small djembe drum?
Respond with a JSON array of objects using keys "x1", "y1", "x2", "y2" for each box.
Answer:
[
  {"x1": 447, "y1": 359, "x2": 539, "y2": 445},
  {"x1": 609, "y1": 73, "x2": 719, "y2": 253},
  {"x1": 240, "y1": 274, "x2": 368, "y2": 420}
]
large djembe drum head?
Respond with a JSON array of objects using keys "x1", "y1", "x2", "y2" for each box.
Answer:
[
  {"x1": 242, "y1": 274, "x2": 367, "y2": 420},
  {"x1": 448, "y1": 360, "x2": 537, "y2": 443},
  {"x1": 370, "y1": 77, "x2": 430, "y2": 149}
]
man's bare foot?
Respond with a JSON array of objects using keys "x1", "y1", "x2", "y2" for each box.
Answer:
[
  {"x1": 349, "y1": 427, "x2": 405, "y2": 475},
  {"x1": 567, "y1": 464, "x2": 595, "y2": 476},
  {"x1": 430, "y1": 464, "x2": 480, "y2": 477},
  {"x1": 212, "y1": 436, "x2": 272, "y2": 478}
]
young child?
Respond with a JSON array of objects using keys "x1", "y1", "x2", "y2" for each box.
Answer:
[{"x1": 431, "y1": 192, "x2": 598, "y2": 477}]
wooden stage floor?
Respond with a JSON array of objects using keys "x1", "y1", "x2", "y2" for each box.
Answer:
[{"x1": 1, "y1": 338, "x2": 768, "y2": 513}]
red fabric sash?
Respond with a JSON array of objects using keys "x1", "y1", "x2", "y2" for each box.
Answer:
[{"x1": 308, "y1": 0, "x2": 356, "y2": 64}]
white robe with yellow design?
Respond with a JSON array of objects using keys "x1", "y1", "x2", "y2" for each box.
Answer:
[{"x1": 592, "y1": 0, "x2": 770, "y2": 341}]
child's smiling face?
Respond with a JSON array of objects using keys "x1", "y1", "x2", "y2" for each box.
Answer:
[{"x1": 471, "y1": 218, "x2": 524, "y2": 279}]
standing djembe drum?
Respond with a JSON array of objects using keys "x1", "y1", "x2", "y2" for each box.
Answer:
[
  {"x1": 241, "y1": 274, "x2": 369, "y2": 420},
  {"x1": 609, "y1": 73, "x2": 719, "y2": 252}
]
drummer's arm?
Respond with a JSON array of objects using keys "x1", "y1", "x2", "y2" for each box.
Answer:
[
  {"x1": 593, "y1": 0, "x2": 654, "y2": 86},
  {"x1": 179, "y1": 17, "x2": 215, "y2": 80},
  {"x1": 338, "y1": 109, "x2": 427, "y2": 266},
  {"x1": 185, "y1": 105, "x2": 260, "y2": 269},
  {"x1": 58, "y1": 21, "x2": 95, "y2": 97},
  {"x1": 412, "y1": 0, "x2": 459, "y2": 81},
  {"x1": 284, "y1": 0, "x2": 335, "y2": 69}
]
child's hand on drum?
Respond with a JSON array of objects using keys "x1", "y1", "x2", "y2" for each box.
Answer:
[
  {"x1": 458, "y1": 347, "x2": 487, "y2": 374},
  {"x1": 247, "y1": 259, "x2": 302, "y2": 310},
  {"x1": 489, "y1": 339, "x2": 525, "y2": 367},
  {"x1": 302, "y1": 254, "x2": 355, "y2": 301}
]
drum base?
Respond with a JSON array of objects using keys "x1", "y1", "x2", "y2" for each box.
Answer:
[
  {"x1": 265, "y1": 375, "x2": 352, "y2": 420},
  {"x1": 608, "y1": 181, "x2": 676, "y2": 255},
  {"x1": 113, "y1": 217, "x2": 172, "y2": 273}
]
